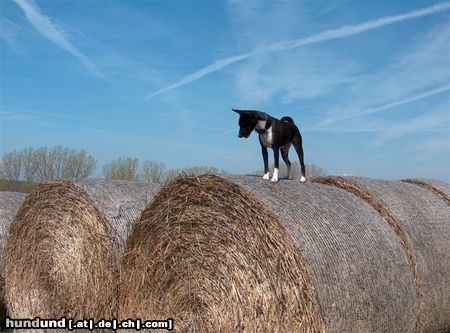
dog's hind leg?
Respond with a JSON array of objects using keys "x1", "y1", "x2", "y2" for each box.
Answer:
[
  {"x1": 281, "y1": 145, "x2": 291, "y2": 179},
  {"x1": 293, "y1": 136, "x2": 306, "y2": 182}
]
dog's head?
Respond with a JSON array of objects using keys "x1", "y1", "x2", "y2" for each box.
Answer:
[{"x1": 232, "y1": 109, "x2": 266, "y2": 138}]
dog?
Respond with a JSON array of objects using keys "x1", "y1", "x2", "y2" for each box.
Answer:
[{"x1": 233, "y1": 109, "x2": 306, "y2": 183}]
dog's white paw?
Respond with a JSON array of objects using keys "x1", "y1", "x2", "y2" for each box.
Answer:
[
  {"x1": 300, "y1": 176, "x2": 306, "y2": 183},
  {"x1": 262, "y1": 172, "x2": 270, "y2": 180},
  {"x1": 271, "y1": 168, "x2": 279, "y2": 182}
]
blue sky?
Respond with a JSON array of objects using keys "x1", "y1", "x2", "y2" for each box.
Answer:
[{"x1": 1, "y1": 0, "x2": 449, "y2": 180}]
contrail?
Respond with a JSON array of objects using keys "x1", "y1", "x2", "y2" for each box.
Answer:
[
  {"x1": 13, "y1": 0, "x2": 106, "y2": 80},
  {"x1": 146, "y1": 2, "x2": 450, "y2": 98},
  {"x1": 321, "y1": 84, "x2": 450, "y2": 126}
]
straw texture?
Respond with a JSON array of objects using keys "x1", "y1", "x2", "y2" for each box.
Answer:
[
  {"x1": 313, "y1": 176, "x2": 450, "y2": 333},
  {"x1": 402, "y1": 178, "x2": 450, "y2": 206},
  {"x1": 0, "y1": 191, "x2": 26, "y2": 324},
  {"x1": 4, "y1": 178, "x2": 158, "y2": 332},
  {"x1": 120, "y1": 175, "x2": 424, "y2": 332}
]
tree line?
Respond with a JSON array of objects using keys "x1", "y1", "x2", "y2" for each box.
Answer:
[
  {"x1": 0, "y1": 146, "x2": 326, "y2": 192},
  {"x1": 0, "y1": 146, "x2": 95, "y2": 183},
  {"x1": 102, "y1": 157, "x2": 228, "y2": 183}
]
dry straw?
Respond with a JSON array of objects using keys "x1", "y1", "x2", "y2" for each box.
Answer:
[
  {"x1": 312, "y1": 176, "x2": 450, "y2": 333},
  {"x1": 4, "y1": 179, "x2": 158, "y2": 332},
  {"x1": 0, "y1": 191, "x2": 26, "y2": 325},
  {"x1": 312, "y1": 176, "x2": 421, "y2": 330},
  {"x1": 402, "y1": 178, "x2": 450, "y2": 206},
  {"x1": 119, "y1": 174, "x2": 442, "y2": 332}
]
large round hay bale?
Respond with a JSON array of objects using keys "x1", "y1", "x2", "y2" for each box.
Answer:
[
  {"x1": 402, "y1": 178, "x2": 450, "y2": 205},
  {"x1": 0, "y1": 191, "x2": 26, "y2": 325},
  {"x1": 312, "y1": 176, "x2": 450, "y2": 333},
  {"x1": 4, "y1": 178, "x2": 158, "y2": 332},
  {"x1": 120, "y1": 175, "x2": 428, "y2": 332}
]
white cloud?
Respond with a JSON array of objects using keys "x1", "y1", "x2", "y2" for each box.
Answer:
[
  {"x1": 375, "y1": 104, "x2": 450, "y2": 144},
  {"x1": 234, "y1": 50, "x2": 358, "y2": 104},
  {"x1": 146, "y1": 2, "x2": 450, "y2": 98},
  {"x1": 0, "y1": 17, "x2": 23, "y2": 53},
  {"x1": 321, "y1": 84, "x2": 450, "y2": 126},
  {"x1": 13, "y1": 0, "x2": 106, "y2": 79},
  {"x1": 305, "y1": 97, "x2": 450, "y2": 145},
  {"x1": 318, "y1": 25, "x2": 450, "y2": 126},
  {"x1": 226, "y1": 0, "x2": 304, "y2": 49}
]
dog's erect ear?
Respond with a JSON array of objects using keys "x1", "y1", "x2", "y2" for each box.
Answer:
[{"x1": 232, "y1": 109, "x2": 244, "y2": 115}]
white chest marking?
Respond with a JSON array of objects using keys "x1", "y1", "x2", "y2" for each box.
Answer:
[
  {"x1": 259, "y1": 126, "x2": 273, "y2": 148},
  {"x1": 256, "y1": 120, "x2": 266, "y2": 130}
]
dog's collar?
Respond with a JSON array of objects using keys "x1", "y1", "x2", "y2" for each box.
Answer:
[{"x1": 255, "y1": 128, "x2": 266, "y2": 134}]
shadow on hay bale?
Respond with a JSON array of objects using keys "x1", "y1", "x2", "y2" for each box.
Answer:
[
  {"x1": 120, "y1": 174, "x2": 450, "y2": 332},
  {"x1": 4, "y1": 178, "x2": 158, "y2": 332},
  {"x1": 0, "y1": 191, "x2": 26, "y2": 327},
  {"x1": 312, "y1": 176, "x2": 450, "y2": 333}
]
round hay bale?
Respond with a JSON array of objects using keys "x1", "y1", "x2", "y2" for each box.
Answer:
[
  {"x1": 312, "y1": 176, "x2": 450, "y2": 333},
  {"x1": 0, "y1": 191, "x2": 26, "y2": 325},
  {"x1": 120, "y1": 175, "x2": 418, "y2": 332},
  {"x1": 402, "y1": 178, "x2": 450, "y2": 206},
  {"x1": 4, "y1": 178, "x2": 158, "y2": 332}
]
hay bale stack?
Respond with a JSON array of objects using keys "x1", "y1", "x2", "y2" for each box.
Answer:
[
  {"x1": 4, "y1": 178, "x2": 158, "y2": 331},
  {"x1": 0, "y1": 191, "x2": 26, "y2": 324},
  {"x1": 120, "y1": 174, "x2": 435, "y2": 333},
  {"x1": 312, "y1": 176, "x2": 450, "y2": 333}
]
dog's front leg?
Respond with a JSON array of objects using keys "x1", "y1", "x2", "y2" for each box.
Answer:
[
  {"x1": 271, "y1": 147, "x2": 279, "y2": 182},
  {"x1": 261, "y1": 145, "x2": 270, "y2": 180}
]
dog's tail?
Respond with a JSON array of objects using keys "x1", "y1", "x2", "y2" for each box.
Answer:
[{"x1": 280, "y1": 116, "x2": 294, "y2": 124}]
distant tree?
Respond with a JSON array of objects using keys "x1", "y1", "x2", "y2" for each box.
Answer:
[
  {"x1": 182, "y1": 166, "x2": 228, "y2": 177},
  {"x1": 103, "y1": 157, "x2": 139, "y2": 181},
  {"x1": 21, "y1": 147, "x2": 37, "y2": 182},
  {"x1": 163, "y1": 168, "x2": 182, "y2": 183},
  {"x1": 164, "y1": 166, "x2": 228, "y2": 183},
  {"x1": 30, "y1": 146, "x2": 96, "y2": 182},
  {"x1": 305, "y1": 163, "x2": 328, "y2": 178},
  {"x1": 0, "y1": 146, "x2": 96, "y2": 184},
  {"x1": 140, "y1": 161, "x2": 166, "y2": 183},
  {"x1": 63, "y1": 149, "x2": 96, "y2": 178},
  {"x1": 0, "y1": 150, "x2": 22, "y2": 181}
]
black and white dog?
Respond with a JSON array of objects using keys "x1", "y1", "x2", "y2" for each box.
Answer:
[{"x1": 233, "y1": 109, "x2": 306, "y2": 183}]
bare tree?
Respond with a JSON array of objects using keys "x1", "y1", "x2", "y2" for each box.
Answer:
[
  {"x1": 305, "y1": 163, "x2": 328, "y2": 178},
  {"x1": 103, "y1": 157, "x2": 139, "y2": 181},
  {"x1": 22, "y1": 147, "x2": 37, "y2": 182},
  {"x1": 30, "y1": 146, "x2": 96, "y2": 182},
  {"x1": 0, "y1": 146, "x2": 97, "y2": 185},
  {"x1": 140, "y1": 161, "x2": 166, "y2": 183},
  {"x1": 164, "y1": 168, "x2": 182, "y2": 183},
  {"x1": 164, "y1": 166, "x2": 228, "y2": 183},
  {"x1": 0, "y1": 151, "x2": 22, "y2": 181},
  {"x1": 64, "y1": 149, "x2": 96, "y2": 179},
  {"x1": 0, "y1": 150, "x2": 22, "y2": 181},
  {"x1": 33, "y1": 147, "x2": 53, "y2": 181}
]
